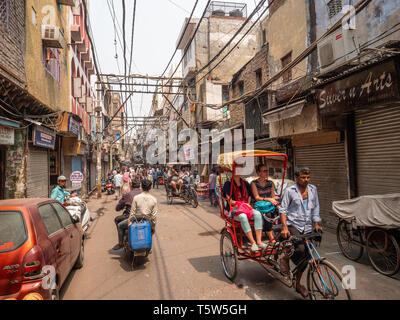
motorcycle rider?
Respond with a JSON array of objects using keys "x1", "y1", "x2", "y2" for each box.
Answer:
[
  {"x1": 51, "y1": 175, "x2": 76, "y2": 205},
  {"x1": 113, "y1": 179, "x2": 158, "y2": 250}
]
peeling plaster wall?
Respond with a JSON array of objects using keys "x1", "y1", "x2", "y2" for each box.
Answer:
[
  {"x1": 4, "y1": 129, "x2": 26, "y2": 199},
  {"x1": 261, "y1": 0, "x2": 309, "y2": 87}
]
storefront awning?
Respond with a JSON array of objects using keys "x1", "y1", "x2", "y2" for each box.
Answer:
[{"x1": 262, "y1": 99, "x2": 306, "y2": 124}]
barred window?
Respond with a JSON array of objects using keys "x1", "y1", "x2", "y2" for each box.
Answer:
[
  {"x1": 0, "y1": 0, "x2": 9, "y2": 30},
  {"x1": 327, "y1": 0, "x2": 343, "y2": 19},
  {"x1": 42, "y1": 46, "x2": 61, "y2": 83}
]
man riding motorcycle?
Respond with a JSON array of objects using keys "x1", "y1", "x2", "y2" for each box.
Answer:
[
  {"x1": 51, "y1": 175, "x2": 76, "y2": 205},
  {"x1": 113, "y1": 179, "x2": 157, "y2": 251}
]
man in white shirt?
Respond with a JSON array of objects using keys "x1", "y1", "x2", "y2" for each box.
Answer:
[{"x1": 113, "y1": 170, "x2": 123, "y2": 200}]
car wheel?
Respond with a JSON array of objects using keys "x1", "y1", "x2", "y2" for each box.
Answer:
[{"x1": 74, "y1": 240, "x2": 84, "y2": 269}]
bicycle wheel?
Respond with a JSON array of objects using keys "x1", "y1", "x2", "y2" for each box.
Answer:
[
  {"x1": 191, "y1": 190, "x2": 199, "y2": 208},
  {"x1": 366, "y1": 229, "x2": 400, "y2": 276},
  {"x1": 337, "y1": 219, "x2": 364, "y2": 261},
  {"x1": 307, "y1": 260, "x2": 352, "y2": 300},
  {"x1": 220, "y1": 230, "x2": 238, "y2": 281}
]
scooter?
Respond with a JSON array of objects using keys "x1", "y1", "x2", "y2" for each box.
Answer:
[
  {"x1": 65, "y1": 196, "x2": 92, "y2": 232},
  {"x1": 106, "y1": 180, "x2": 115, "y2": 195},
  {"x1": 122, "y1": 214, "x2": 152, "y2": 268}
]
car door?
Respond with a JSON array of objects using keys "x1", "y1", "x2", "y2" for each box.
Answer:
[
  {"x1": 37, "y1": 203, "x2": 70, "y2": 288},
  {"x1": 51, "y1": 202, "x2": 81, "y2": 269}
]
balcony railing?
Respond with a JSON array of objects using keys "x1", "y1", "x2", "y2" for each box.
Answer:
[{"x1": 205, "y1": 1, "x2": 247, "y2": 18}]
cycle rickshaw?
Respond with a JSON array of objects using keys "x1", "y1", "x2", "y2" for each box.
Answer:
[
  {"x1": 333, "y1": 194, "x2": 400, "y2": 276},
  {"x1": 216, "y1": 150, "x2": 352, "y2": 300},
  {"x1": 165, "y1": 162, "x2": 198, "y2": 208}
]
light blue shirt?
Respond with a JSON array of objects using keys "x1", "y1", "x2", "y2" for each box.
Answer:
[
  {"x1": 279, "y1": 183, "x2": 321, "y2": 234},
  {"x1": 114, "y1": 174, "x2": 123, "y2": 187},
  {"x1": 51, "y1": 185, "x2": 70, "y2": 205}
]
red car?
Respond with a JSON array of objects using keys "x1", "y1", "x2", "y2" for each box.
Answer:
[{"x1": 0, "y1": 199, "x2": 85, "y2": 300}]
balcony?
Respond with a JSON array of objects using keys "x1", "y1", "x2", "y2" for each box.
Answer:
[{"x1": 71, "y1": 16, "x2": 82, "y2": 42}]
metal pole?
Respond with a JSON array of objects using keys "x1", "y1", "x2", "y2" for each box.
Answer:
[{"x1": 96, "y1": 83, "x2": 102, "y2": 199}]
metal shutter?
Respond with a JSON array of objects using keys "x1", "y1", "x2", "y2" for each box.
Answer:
[
  {"x1": 355, "y1": 104, "x2": 400, "y2": 196},
  {"x1": 27, "y1": 146, "x2": 49, "y2": 198},
  {"x1": 295, "y1": 143, "x2": 349, "y2": 230}
]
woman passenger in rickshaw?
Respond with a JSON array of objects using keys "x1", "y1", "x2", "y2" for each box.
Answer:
[
  {"x1": 222, "y1": 165, "x2": 268, "y2": 252},
  {"x1": 251, "y1": 164, "x2": 280, "y2": 245}
]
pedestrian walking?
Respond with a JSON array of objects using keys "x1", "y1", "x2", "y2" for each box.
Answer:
[
  {"x1": 114, "y1": 170, "x2": 123, "y2": 200},
  {"x1": 208, "y1": 168, "x2": 218, "y2": 207}
]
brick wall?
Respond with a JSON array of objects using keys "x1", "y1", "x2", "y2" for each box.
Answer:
[
  {"x1": 229, "y1": 44, "x2": 270, "y2": 126},
  {"x1": 0, "y1": 0, "x2": 25, "y2": 85}
]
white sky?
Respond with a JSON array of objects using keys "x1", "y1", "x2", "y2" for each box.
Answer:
[{"x1": 89, "y1": 0, "x2": 263, "y2": 133}]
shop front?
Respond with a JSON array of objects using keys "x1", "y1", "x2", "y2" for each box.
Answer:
[
  {"x1": 26, "y1": 125, "x2": 56, "y2": 198},
  {"x1": 317, "y1": 57, "x2": 400, "y2": 199}
]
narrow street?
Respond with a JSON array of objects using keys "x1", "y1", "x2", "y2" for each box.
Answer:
[{"x1": 61, "y1": 188, "x2": 400, "y2": 300}]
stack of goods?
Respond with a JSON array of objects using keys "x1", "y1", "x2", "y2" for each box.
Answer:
[{"x1": 197, "y1": 183, "x2": 209, "y2": 200}]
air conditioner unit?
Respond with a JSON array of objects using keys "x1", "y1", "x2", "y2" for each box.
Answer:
[
  {"x1": 317, "y1": 28, "x2": 358, "y2": 75},
  {"x1": 73, "y1": 77, "x2": 82, "y2": 98},
  {"x1": 57, "y1": 0, "x2": 75, "y2": 6},
  {"x1": 41, "y1": 25, "x2": 66, "y2": 49},
  {"x1": 79, "y1": 85, "x2": 86, "y2": 104}
]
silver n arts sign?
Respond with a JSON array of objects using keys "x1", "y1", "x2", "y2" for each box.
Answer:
[{"x1": 316, "y1": 59, "x2": 400, "y2": 115}]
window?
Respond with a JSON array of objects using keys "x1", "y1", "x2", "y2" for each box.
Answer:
[
  {"x1": 51, "y1": 202, "x2": 73, "y2": 228},
  {"x1": 42, "y1": 46, "x2": 61, "y2": 83},
  {"x1": 0, "y1": 0, "x2": 9, "y2": 30},
  {"x1": 327, "y1": 0, "x2": 342, "y2": 19},
  {"x1": 281, "y1": 52, "x2": 292, "y2": 83},
  {"x1": 238, "y1": 81, "x2": 244, "y2": 96},
  {"x1": 222, "y1": 85, "x2": 229, "y2": 102},
  {"x1": 262, "y1": 29, "x2": 266, "y2": 44},
  {"x1": 256, "y1": 69, "x2": 262, "y2": 88},
  {"x1": 0, "y1": 211, "x2": 27, "y2": 253},
  {"x1": 38, "y1": 204, "x2": 63, "y2": 236}
]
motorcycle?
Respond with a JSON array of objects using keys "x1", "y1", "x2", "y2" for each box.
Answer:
[
  {"x1": 123, "y1": 214, "x2": 152, "y2": 268},
  {"x1": 101, "y1": 180, "x2": 107, "y2": 192},
  {"x1": 106, "y1": 180, "x2": 115, "y2": 195},
  {"x1": 64, "y1": 196, "x2": 92, "y2": 232}
]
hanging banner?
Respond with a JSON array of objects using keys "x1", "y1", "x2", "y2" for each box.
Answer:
[{"x1": 33, "y1": 125, "x2": 56, "y2": 149}]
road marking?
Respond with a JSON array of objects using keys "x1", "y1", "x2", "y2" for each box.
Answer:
[{"x1": 325, "y1": 251, "x2": 342, "y2": 255}]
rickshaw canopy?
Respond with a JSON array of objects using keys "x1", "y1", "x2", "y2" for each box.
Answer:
[{"x1": 217, "y1": 150, "x2": 287, "y2": 172}]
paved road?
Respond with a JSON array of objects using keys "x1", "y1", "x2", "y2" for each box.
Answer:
[{"x1": 61, "y1": 188, "x2": 400, "y2": 300}]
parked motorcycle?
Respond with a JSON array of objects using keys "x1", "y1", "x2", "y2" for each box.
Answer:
[
  {"x1": 101, "y1": 180, "x2": 107, "y2": 192},
  {"x1": 65, "y1": 196, "x2": 92, "y2": 232},
  {"x1": 123, "y1": 214, "x2": 152, "y2": 268}
]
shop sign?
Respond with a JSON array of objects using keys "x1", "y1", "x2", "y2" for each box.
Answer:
[
  {"x1": 70, "y1": 171, "x2": 83, "y2": 188},
  {"x1": 317, "y1": 60, "x2": 400, "y2": 115},
  {"x1": 0, "y1": 125, "x2": 14, "y2": 145},
  {"x1": 68, "y1": 115, "x2": 80, "y2": 137},
  {"x1": 33, "y1": 125, "x2": 56, "y2": 149},
  {"x1": 184, "y1": 144, "x2": 195, "y2": 161}
]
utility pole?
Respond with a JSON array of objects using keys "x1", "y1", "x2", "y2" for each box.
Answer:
[{"x1": 96, "y1": 82, "x2": 102, "y2": 199}]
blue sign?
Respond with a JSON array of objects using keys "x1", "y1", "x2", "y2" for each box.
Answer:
[
  {"x1": 68, "y1": 115, "x2": 80, "y2": 136},
  {"x1": 33, "y1": 125, "x2": 56, "y2": 150}
]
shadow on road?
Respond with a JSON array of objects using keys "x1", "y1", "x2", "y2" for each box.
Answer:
[
  {"x1": 59, "y1": 269, "x2": 76, "y2": 300},
  {"x1": 107, "y1": 249, "x2": 148, "y2": 272},
  {"x1": 187, "y1": 255, "x2": 232, "y2": 284}
]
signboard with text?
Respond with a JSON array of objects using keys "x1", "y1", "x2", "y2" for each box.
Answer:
[
  {"x1": 316, "y1": 60, "x2": 399, "y2": 115},
  {"x1": 33, "y1": 125, "x2": 56, "y2": 149},
  {"x1": 70, "y1": 171, "x2": 83, "y2": 188},
  {"x1": 0, "y1": 125, "x2": 14, "y2": 145}
]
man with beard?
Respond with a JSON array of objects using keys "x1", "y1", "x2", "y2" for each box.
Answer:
[{"x1": 278, "y1": 167, "x2": 323, "y2": 298}]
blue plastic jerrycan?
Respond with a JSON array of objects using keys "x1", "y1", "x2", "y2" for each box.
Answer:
[{"x1": 128, "y1": 221, "x2": 152, "y2": 250}]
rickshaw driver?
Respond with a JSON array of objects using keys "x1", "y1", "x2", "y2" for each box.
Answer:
[{"x1": 279, "y1": 167, "x2": 323, "y2": 298}]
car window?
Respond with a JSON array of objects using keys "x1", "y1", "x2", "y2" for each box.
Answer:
[
  {"x1": 51, "y1": 202, "x2": 73, "y2": 227},
  {"x1": 0, "y1": 211, "x2": 27, "y2": 253},
  {"x1": 38, "y1": 204, "x2": 63, "y2": 236}
]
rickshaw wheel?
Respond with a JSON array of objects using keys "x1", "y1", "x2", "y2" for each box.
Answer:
[
  {"x1": 336, "y1": 219, "x2": 364, "y2": 261},
  {"x1": 366, "y1": 229, "x2": 400, "y2": 276},
  {"x1": 220, "y1": 229, "x2": 238, "y2": 281}
]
